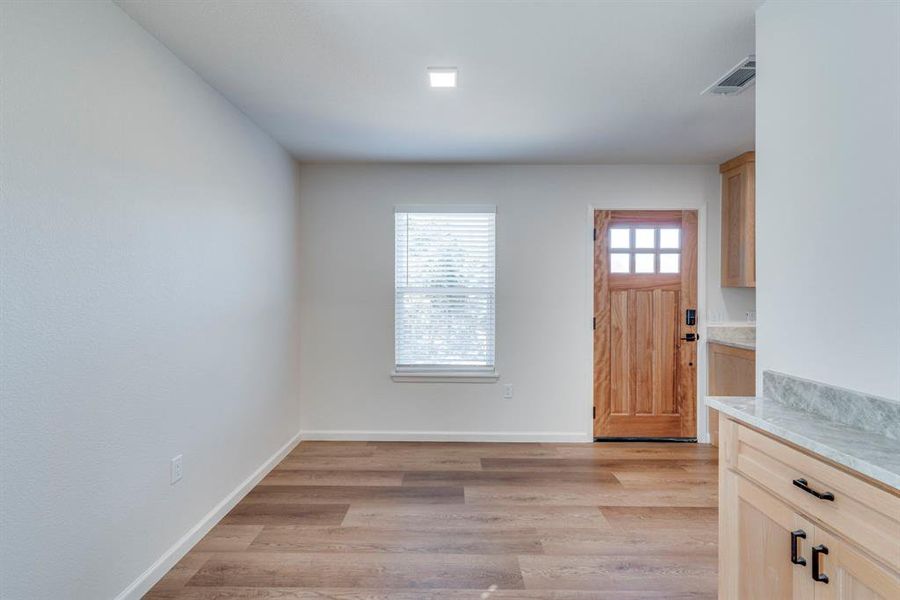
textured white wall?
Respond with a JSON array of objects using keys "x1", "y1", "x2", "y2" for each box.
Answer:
[
  {"x1": 0, "y1": 2, "x2": 302, "y2": 598},
  {"x1": 756, "y1": 1, "x2": 900, "y2": 400},
  {"x1": 296, "y1": 164, "x2": 720, "y2": 441}
]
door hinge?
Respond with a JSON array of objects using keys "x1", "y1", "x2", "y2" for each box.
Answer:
[
  {"x1": 592, "y1": 317, "x2": 596, "y2": 330},
  {"x1": 593, "y1": 406, "x2": 596, "y2": 420},
  {"x1": 593, "y1": 228, "x2": 597, "y2": 241}
]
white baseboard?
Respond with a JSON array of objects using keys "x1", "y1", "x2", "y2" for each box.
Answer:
[
  {"x1": 114, "y1": 431, "x2": 302, "y2": 600},
  {"x1": 299, "y1": 430, "x2": 591, "y2": 443}
]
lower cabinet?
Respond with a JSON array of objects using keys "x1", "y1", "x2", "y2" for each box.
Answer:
[
  {"x1": 814, "y1": 529, "x2": 899, "y2": 600},
  {"x1": 719, "y1": 416, "x2": 900, "y2": 599},
  {"x1": 707, "y1": 341, "x2": 755, "y2": 447},
  {"x1": 721, "y1": 468, "x2": 815, "y2": 599}
]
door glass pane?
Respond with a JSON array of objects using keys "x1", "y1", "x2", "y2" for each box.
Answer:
[
  {"x1": 610, "y1": 228, "x2": 630, "y2": 249},
  {"x1": 635, "y1": 229, "x2": 655, "y2": 249},
  {"x1": 635, "y1": 253, "x2": 655, "y2": 273},
  {"x1": 659, "y1": 253, "x2": 680, "y2": 273},
  {"x1": 660, "y1": 228, "x2": 680, "y2": 249},
  {"x1": 610, "y1": 253, "x2": 630, "y2": 273}
]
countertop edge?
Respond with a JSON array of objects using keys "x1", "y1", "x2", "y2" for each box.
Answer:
[
  {"x1": 707, "y1": 339, "x2": 756, "y2": 351},
  {"x1": 707, "y1": 396, "x2": 900, "y2": 490}
]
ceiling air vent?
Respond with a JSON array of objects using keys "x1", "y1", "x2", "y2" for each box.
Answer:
[{"x1": 702, "y1": 55, "x2": 756, "y2": 95}]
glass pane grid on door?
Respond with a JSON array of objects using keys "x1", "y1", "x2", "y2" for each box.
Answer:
[{"x1": 608, "y1": 227, "x2": 681, "y2": 274}]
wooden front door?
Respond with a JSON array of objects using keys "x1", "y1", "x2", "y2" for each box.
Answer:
[{"x1": 593, "y1": 210, "x2": 698, "y2": 439}]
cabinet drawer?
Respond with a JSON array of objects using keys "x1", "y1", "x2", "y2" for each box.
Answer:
[{"x1": 732, "y1": 423, "x2": 900, "y2": 571}]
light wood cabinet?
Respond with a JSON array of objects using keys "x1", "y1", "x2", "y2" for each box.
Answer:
[
  {"x1": 720, "y1": 467, "x2": 815, "y2": 599},
  {"x1": 720, "y1": 151, "x2": 755, "y2": 288},
  {"x1": 719, "y1": 416, "x2": 900, "y2": 599},
  {"x1": 815, "y1": 528, "x2": 900, "y2": 600},
  {"x1": 707, "y1": 341, "x2": 755, "y2": 446}
]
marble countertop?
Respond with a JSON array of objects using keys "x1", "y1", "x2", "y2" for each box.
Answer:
[
  {"x1": 707, "y1": 395, "x2": 900, "y2": 489},
  {"x1": 707, "y1": 325, "x2": 755, "y2": 350},
  {"x1": 707, "y1": 338, "x2": 756, "y2": 351}
]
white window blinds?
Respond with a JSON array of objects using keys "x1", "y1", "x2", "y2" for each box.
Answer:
[{"x1": 394, "y1": 207, "x2": 496, "y2": 371}]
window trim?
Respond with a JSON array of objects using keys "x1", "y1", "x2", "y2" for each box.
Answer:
[
  {"x1": 392, "y1": 204, "x2": 498, "y2": 382},
  {"x1": 394, "y1": 203, "x2": 496, "y2": 214},
  {"x1": 390, "y1": 368, "x2": 500, "y2": 383}
]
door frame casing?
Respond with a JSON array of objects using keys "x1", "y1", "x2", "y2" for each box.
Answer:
[{"x1": 583, "y1": 205, "x2": 710, "y2": 443}]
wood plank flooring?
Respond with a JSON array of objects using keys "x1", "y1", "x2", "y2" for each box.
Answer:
[{"x1": 145, "y1": 441, "x2": 718, "y2": 599}]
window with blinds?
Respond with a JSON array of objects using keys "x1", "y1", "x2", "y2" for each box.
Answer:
[{"x1": 394, "y1": 207, "x2": 496, "y2": 373}]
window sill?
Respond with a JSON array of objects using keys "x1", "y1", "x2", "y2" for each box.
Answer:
[{"x1": 391, "y1": 370, "x2": 500, "y2": 383}]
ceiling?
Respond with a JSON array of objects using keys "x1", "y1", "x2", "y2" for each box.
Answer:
[{"x1": 118, "y1": 0, "x2": 758, "y2": 164}]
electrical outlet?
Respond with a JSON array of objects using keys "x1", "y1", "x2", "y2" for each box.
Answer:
[
  {"x1": 503, "y1": 384, "x2": 513, "y2": 399},
  {"x1": 170, "y1": 454, "x2": 183, "y2": 485}
]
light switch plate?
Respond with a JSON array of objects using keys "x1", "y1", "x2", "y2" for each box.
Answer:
[{"x1": 171, "y1": 454, "x2": 183, "y2": 485}]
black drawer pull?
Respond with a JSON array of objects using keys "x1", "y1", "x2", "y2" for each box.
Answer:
[
  {"x1": 790, "y1": 530, "x2": 807, "y2": 566},
  {"x1": 811, "y1": 544, "x2": 829, "y2": 583},
  {"x1": 793, "y1": 478, "x2": 835, "y2": 501}
]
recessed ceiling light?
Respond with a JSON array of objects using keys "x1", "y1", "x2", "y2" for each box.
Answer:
[{"x1": 428, "y1": 67, "x2": 457, "y2": 88}]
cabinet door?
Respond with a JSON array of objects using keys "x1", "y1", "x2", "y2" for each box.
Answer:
[
  {"x1": 720, "y1": 157, "x2": 755, "y2": 288},
  {"x1": 720, "y1": 467, "x2": 815, "y2": 599},
  {"x1": 708, "y1": 343, "x2": 755, "y2": 446},
  {"x1": 813, "y1": 529, "x2": 900, "y2": 600},
  {"x1": 708, "y1": 342, "x2": 756, "y2": 397}
]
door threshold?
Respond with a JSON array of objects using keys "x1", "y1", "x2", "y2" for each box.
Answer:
[{"x1": 594, "y1": 437, "x2": 698, "y2": 443}]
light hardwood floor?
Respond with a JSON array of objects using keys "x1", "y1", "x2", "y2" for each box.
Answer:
[{"x1": 145, "y1": 441, "x2": 718, "y2": 599}]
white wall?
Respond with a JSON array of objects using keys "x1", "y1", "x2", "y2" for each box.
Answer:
[
  {"x1": 0, "y1": 2, "x2": 302, "y2": 598},
  {"x1": 297, "y1": 164, "x2": 720, "y2": 441},
  {"x1": 756, "y1": 1, "x2": 900, "y2": 400}
]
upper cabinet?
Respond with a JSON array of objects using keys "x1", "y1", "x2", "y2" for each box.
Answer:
[{"x1": 720, "y1": 151, "x2": 756, "y2": 288}]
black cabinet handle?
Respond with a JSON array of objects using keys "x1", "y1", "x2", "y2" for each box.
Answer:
[
  {"x1": 793, "y1": 478, "x2": 835, "y2": 501},
  {"x1": 790, "y1": 530, "x2": 807, "y2": 566},
  {"x1": 811, "y1": 544, "x2": 829, "y2": 583}
]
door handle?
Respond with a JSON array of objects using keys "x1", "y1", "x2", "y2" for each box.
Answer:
[
  {"x1": 680, "y1": 333, "x2": 700, "y2": 342},
  {"x1": 792, "y1": 478, "x2": 835, "y2": 501},
  {"x1": 811, "y1": 544, "x2": 829, "y2": 583},
  {"x1": 790, "y1": 530, "x2": 807, "y2": 566}
]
